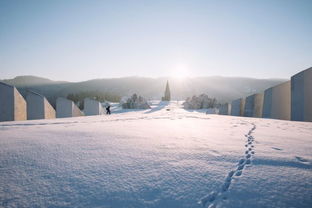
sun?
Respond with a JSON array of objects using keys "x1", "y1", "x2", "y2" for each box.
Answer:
[{"x1": 170, "y1": 64, "x2": 190, "y2": 80}]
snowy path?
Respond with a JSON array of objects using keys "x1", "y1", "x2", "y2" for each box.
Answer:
[{"x1": 0, "y1": 102, "x2": 312, "y2": 208}]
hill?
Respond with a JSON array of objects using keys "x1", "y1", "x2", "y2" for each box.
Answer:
[{"x1": 0, "y1": 75, "x2": 286, "y2": 106}]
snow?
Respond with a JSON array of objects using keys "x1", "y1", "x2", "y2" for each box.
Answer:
[{"x1": 0, "y1": 101, "x2": 311, "y2": 208}]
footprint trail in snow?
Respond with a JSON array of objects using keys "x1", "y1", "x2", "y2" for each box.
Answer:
[{"x1": 199, "y1": 123, "x2": 257, "y2": 208}]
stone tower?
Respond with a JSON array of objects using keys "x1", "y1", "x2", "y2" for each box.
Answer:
[{"x1": 162, "y1": 80, "x2": 171, "y2": 101}]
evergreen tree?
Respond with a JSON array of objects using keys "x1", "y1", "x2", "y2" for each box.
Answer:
[{"x1": 162, "y1": 81, "x2": 171, "y2": 101}]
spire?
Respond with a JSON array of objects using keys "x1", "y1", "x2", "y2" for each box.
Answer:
[{"x1": 162, "y1": 80, "x2": 171, "y2": 101}]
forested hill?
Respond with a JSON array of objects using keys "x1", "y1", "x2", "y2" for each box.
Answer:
[{"x1": 1, "y1": 75, "x2": 286, "y2": 106}]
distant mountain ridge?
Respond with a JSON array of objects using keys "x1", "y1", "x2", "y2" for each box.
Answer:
[
  {"x1": 0, "y1": 75, "x2": 287, "y2": 106},
  {"x1": 1, "y1": 75, "x2": 68, "y2": 86}
]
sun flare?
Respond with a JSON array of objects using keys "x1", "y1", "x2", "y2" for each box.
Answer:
[{"x1": 170, "y1": 64, "x2": 190, "y2": 80}]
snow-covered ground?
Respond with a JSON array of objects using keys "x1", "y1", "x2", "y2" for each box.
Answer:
[{"x1": 0, "y1": 101, "x2": 311, "y2": 208}]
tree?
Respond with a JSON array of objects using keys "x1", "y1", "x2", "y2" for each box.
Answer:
[{"x1": 162, "y1": 80, "x2": 171, "y2": 101}]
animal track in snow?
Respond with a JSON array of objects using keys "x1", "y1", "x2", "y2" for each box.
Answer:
[
  {"x1": 295, "y1": 156, "x2": 309, "y2": 163},
  {"x1": 271, "y1": 147, "x2": 282, "y2": 151},
  {"x1": 199, "y1": 123, "x2": 257, "y2": 208}
]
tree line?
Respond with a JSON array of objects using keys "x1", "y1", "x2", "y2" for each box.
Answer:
[{"x1": 67, "y1": 91, "x2": 121, "y2": 109}]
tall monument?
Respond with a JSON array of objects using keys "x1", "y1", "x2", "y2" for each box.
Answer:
[{"x1": 162, "y1": 80, "x2": 171, "y2": 101}]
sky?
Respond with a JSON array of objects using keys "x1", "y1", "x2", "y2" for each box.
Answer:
[{"x1": 0, "y1": 0, "x2": 311, "y2": 81}]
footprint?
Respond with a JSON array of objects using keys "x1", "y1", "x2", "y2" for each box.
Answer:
[
  {"x1": 235, "y1": 170, "x2": 242, "y2": 176},
  {"x1": 208, "y1": 203, "x2": 217, "y2": 208},
  {"x1": 239, "y1": 159, "x2": 245, "y2": 165},
  {"x1": 222, "y1": 181, "x2": 231, "y2": 192},
  {"x1": 237, "y1": 164, "x2": 244, "y2": 170},
  {"x1": 199, "y1": 191, "x2": 217, "y2": 205},
  {"x1": 295, "y1": 156, "x2": 309, "y2": 163},
  {"x1": 199, "y1": 124, "x2": 256, "y2": 208},
  {"x1": 222, "y1": 195, "x2": 228, "y2": 200},
  {"x1": 228, "y1": 170, "x2": 235, "y2": 178},
  {"x1": 226, "y1": 176, "x2": 232, "y2": 182}
]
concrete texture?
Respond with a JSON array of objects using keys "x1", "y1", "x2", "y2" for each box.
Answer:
[
  {"x1": 291, "y1": 67, "x2": 312, "y2": 121},
  {"x1": 26, "y1": 91, "x2": 56, "y2": 120},
  {"x1": 244, "y1": 93, "x2": 264, "y2": 118},
  {"x1": 263, "y1": 81, "x2": 291, "y2": 120},
  {"x1": 262, "y1": 88, "x2": 273, "y2": 118},
  {"x1": 84, "y1": 98, "x2": 105, "y2": 116},
  {"x1": 0, "y1": 82, "x2": 27, "y2": 122},
  {"x1": 56, "y1": 97, "x2": 84, "y2": 118},
  {"x1": 231, "y1": 98, "x2": 245, "y2": 116},
  {"x1": 219, "y1": 103, "x2": 231, "y2": 115}
]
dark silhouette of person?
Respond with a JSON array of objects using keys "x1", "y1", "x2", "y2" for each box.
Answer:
[{"x1": 106, "y1": 105, "x2": 111, "y2": 115}]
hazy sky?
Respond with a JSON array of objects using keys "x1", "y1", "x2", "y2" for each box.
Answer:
[{"x1": 0, "y1": 0, "x2": 311, "y2": 81}]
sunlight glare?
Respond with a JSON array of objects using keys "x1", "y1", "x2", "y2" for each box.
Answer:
[{"x1": 170, "y1": 64, "x2": 190, "y2": 80}]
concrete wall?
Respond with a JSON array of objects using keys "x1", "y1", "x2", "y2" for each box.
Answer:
[
  {"x1": 219, "y1": 103, "x2": 231, "y2": 115},
  {"x1": 0, "y1": 82, "x2": 27, "y2": 122},
  {"x1": 73, "y1": 104, "x2": 84, "y2": 117},
  {"x1": 244, "y1": 93, "x2": 264, "y2": 118},
  {"x1": 240, "y1": 98, "x2": 245, "y2": 116},
  {"x1": 305, "y1": 68, "x2": 312, "y2": 121},
  {"x1": 84, "y1": 98, "x2": 104, "y2": 116},
  {"x1": 262, "y1": 88, "x2": 273, "y2": 118},
  {"x1": 272, "y1": 81, "x2": 290, "y2": 120},
  {"x1": 44, "y1": 98, "x2": 56, "y2": 119},
  {"x1": 56, "y1": 97, "x2": 84, "y2": 118},
  {"x1": 27, "y1": 91, "x2": 55, "y2": 120},
  {"x1": 291, "y1": 67, "x2": 312, "y2": 121},
  {"x1": 14, "y1": 88, "x2": 27, "y2": 121},
  {"x1": 231, "y1": 98, "x2": 245, "y2": 116},
  {"x1": 263, "y1": 81, "x2": 291, "y2": 120}
]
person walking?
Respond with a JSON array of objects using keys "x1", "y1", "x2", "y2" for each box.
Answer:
[{"x1": 106, "y1": 105, "x2": 111, "y2": 115}]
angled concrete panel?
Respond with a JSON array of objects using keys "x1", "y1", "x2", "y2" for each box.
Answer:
[
  {"x1": 263, "y1": 81, "x2": 291, "y2": 120},
  {"x1": 84, "y1": 98, "x2": 105, "y2": 116},
  {"x1": 219, "y1": 103, "x2": 231, "y2": 115},
  {"x1": 305, "y1": 68, "x2": 312, "y2": 121},
  {"x1": 56, "y1": 97, "x2": 84, "y2": 118},
  {"x1": 244, "y1": 93, "x2": 264, "y2": 118},
  {"x1": 240, "y1": 98, "x2": 246, "y2": 116},
  {"x1": 0, "y1": 82, "x2": 27, "y2": 122},
  {"x1": 271, "y1": 81, "x2": 291, "y2": 120},
  {"x1": 73, "y1": 104, "x2": 83, "y2": 117},
  {"x1": 262, "y1": 88, "x2": 273, "y2": 118},
  {"x1": 26, "y1": 91, "x2": 55, "y2": 120},
  {"x1": 231, "y1": 98, "x2": 245, "y2": 116},
  {"x1": 291, "y1": 67, "x2": 312, "y2": 121}
]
